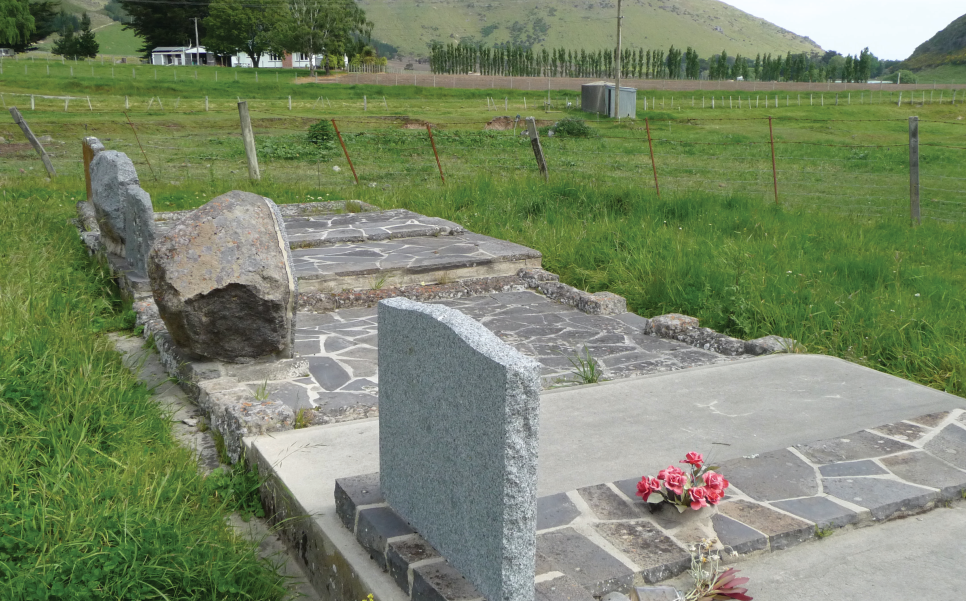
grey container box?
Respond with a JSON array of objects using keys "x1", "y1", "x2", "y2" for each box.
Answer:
[{"x1": 581, "y1": 82, "x2": 636, "y2": 119}]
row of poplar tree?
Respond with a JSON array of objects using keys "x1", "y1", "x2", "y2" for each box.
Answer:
[{"x1": 429, "y1": 42, "x2": 877, "y2": 83}]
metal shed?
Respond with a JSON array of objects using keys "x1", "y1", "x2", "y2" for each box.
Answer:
[{"x1": 581, "y1": 81, "x2": 637, "y2": 119}]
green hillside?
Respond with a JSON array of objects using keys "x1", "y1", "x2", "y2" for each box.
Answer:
[
  {"x1": 27, "y1": 0, "x2": 142, "y2": 57},
  {"x1": 360, "y1": 0, "x2": 823, "y2": 59},
  {"x1": 94, "y1": 22, "x2": 141, "y2": 56},
  {"x1": 899, "y1": 13, "x2": 966, "y2": 71}
]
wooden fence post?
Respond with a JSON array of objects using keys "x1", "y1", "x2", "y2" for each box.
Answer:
[
  {"x1": 768, "y1": 116, "x2": 779, "y2": 205},
  {"x1": 525, "y1": 117, "x2": 548, "y2": 181},
  {"x1": 909, "y1": 116, "x2": 920, "y2": 225},
  {"x1": 644, "y1": 117, "x2": 660, "y2": 197},
  {"x1": 9, "y1": 107, "x2": 56, "y2": 178},
  {"x1": 237, "y1": 101, "x2": 260, "y2": 181},
  {"x1": 426, "y1": 124, "x2": 445, "y2": 183},
  {"x1": 331, "y1": 119, "x2": 359, "y2": 185}
]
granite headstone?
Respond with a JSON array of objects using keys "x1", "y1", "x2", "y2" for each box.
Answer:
[{"x1": 378, "y1": 297, "x2": 542, "y2": 601}]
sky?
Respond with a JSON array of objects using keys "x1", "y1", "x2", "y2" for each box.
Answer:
[{"x1": 722, "y1": 1, "x2": 964, "y2": 60}]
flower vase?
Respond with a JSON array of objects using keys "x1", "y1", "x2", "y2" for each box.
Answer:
[{"x1": 647, "y1": 501, "x2": 718, "y2": 530}]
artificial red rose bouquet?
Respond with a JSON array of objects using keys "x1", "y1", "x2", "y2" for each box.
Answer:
[{"x1": 636, "y1": 452, "x2": 730, "y2": 513}]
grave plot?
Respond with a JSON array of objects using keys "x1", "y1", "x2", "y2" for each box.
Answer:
[{"x1": 76, "y1": 136, "x2": 780, "y2": 453}]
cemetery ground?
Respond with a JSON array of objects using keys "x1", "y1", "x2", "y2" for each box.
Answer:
[{"x1": 2, "y1": 69, "x2": 966, "y2": 598}]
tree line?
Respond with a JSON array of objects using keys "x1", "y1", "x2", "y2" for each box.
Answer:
[
  {"x1": 429, "y1": 41, "x2": 888, "y2": 83},
  {"x1": 117, "y1": 0, "x2": 377, "y2": 74}
]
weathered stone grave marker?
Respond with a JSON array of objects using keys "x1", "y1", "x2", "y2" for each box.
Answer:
[
  {"x1": 89, "y1": 149, "x2": 156, "y2": 274},
  {"x1": 148, "y1": 190, "x2": 297, "y2": 363},
  {"x1": 82, "y1": 136, "x2": 104, "y2": 201},
  {"x1": 378, "y1": 297, "x2": 542, "y2": 601}
]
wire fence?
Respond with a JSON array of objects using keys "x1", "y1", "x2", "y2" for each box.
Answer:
[{"x1": 2, "y1": 98, "x2": 964, "y2": 223}]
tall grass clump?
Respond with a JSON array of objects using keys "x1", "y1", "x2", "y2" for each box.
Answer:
[
  {"x1": 0, "y1": 183, "x2": 287, "y2": 600},
  {"x1": 361, "y1": 174, "x2": 966, "y2": 397}
]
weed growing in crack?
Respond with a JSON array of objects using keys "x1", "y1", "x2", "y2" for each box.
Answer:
[{"x1": 567, "y1": 346, "x2": 603, "y2": 384}]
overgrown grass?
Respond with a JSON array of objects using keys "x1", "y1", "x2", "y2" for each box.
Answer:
[
  {"x1": 0, "y1": 184, "x2": 286, "y2": 599},
  {"x1": 356, "y1": 175, "x2": 966, "y2": 396}
]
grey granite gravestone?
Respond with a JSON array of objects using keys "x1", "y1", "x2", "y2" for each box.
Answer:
[{"x1": 378, "y1": 297, "x2": 542, "y2": 601}]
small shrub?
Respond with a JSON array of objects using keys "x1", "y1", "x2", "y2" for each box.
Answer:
[
  {"x1": 550, "y1": 118, "x2": 597, "y2": 138},
  {"x1": 307, "y1": 119, "x2": 336, "y2": 146}
]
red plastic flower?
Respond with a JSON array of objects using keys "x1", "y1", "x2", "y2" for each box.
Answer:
[
  {"x1": 680, "y1": 452, "x2": 704, "y2": 468},
  {"x1": 688, "y1": 486, "x2": 709, "y2": 510},
  {"x1": 657, "y1": 465, "x2": 684, "y2": 481},
  {"x1": 705, "y1": 487, "x2": 724, "y2": 505},
  {"x1": 636, "y1": 477, "x2": 661, "y2": 500},
  {"x1": 663, "y1": 469, "x2": 688, "y2": 496},
  {"x1": 703, "y1": 471, "x2": 730, "y2": 492}
]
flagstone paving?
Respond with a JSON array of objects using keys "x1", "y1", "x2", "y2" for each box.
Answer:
[{"x1": 265, "y1": 291, "x2": 736, "y2": 425}]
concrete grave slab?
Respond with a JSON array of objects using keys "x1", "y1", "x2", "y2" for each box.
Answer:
[
  {"x1": 378, "y1": 298, "x2": 542, "y2": 601},
  {"x1": 537, "y1": 355, "x2": 964, "y2": 495}
]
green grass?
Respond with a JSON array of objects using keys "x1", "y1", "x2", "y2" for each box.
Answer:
[
  {"x1": 360, "y1": 177, "x2": 966, "y2": 396},
  {"x1": 358, "y1": 0, "x2": 821, "y2": 58},
  {"x1": 94, "y1": 22, "x2": 143, "y2": 57},
  {"x1": 0, "y1": 184, "x2": 287, "y2": 599},
  {"x1": 911, "y1": 64, "x2": 966, "y2": 84}
]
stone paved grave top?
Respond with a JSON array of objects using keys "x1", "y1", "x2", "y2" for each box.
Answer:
[
  {"x1": 275, "y1": 290, "x2": 733, "y2": 426},
  {"x1": 153, "y1": 206, "x2": 541, "y2": 292}
]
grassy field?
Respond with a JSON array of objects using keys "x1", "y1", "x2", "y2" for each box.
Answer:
[
  {"x1": 1, "y1": 67, "x2": 966, "y2": 593},
  {"x1": 0, "y1": 184, "x2": 289, "y2": 599},
  {"x1": 93, "y1": 22, "x2": 143, "y2": 57},
  {"x1": 913, "y1": 63, "x2": 966, "y2": 84},
  {"x1": 1, "y1": 62, "x2": 964, "y2": 221},
  {"x1": 357, "y1": 0, "x2": 821, "y2": 59}
]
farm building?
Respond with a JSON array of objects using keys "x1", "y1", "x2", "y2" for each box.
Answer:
[
  {"x1": 151, "y1": 46, "x2": 323, "y2": 69},
  {"x1": 150, "y1": 46, "x2": 214, "y2": 66}
]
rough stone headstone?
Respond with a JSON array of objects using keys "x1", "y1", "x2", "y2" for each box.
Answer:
[
  {"x1": 148, "y1": 190, "x2": 297, "y2": 363},
  {"x1": 123, "y1": 184, "x2": 156, "y2": 275},
  {"x1": 378, "y1": 297, "x2": 542, "y2": 601},
  {"x1": 82, "y1": 136, "x2": 105, "y2": 201},
  {"x1": 89, "y1": 150, "x2": 140, "y2": 253}
]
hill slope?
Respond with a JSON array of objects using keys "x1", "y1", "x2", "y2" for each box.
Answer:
[
  {"x1": 899, "y1": 13, "x2": 966, "y2": 71},
  {"x1": 360, "y1": 0, "x2": 823, "y2": 59}
]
